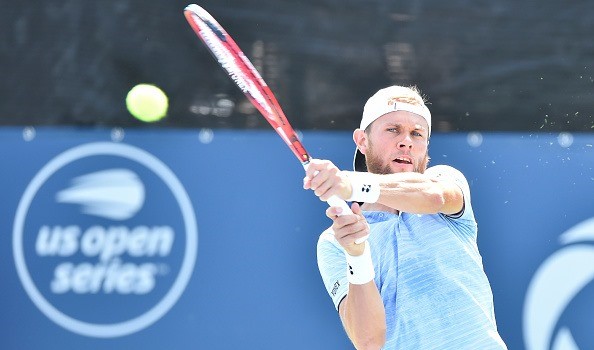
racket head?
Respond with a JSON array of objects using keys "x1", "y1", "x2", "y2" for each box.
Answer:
[
  {"x1": 185, "y1": 5, "x2": 360, "y2": 239},
  {"x1": 184, "y1": 4, "x2": 310, "y2": 164}
]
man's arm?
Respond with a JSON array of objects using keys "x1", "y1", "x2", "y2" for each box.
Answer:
[
  {"x1": 375, "y1": 171, "x2": 463, "y2": 215},
  {"x1": 326, "y1": 204, "x2": 386, "y2": 350},
  {"x1": 304, "y1": 159, "x2": 464, "y2": 215},
  {"x1": 339, "y1": 283, "x2": 386, "y2": 350}
]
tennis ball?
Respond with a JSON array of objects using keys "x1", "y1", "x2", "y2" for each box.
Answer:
[{"x1": 126, "y1": 84, "x2": 169, "y2": 122}]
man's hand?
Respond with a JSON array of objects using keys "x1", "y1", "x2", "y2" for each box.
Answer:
[
  {"x1": 326, "y1": 202, "x2": 369, "y2": 256},
  {"x1": 303, "y1": 159, "x2": 352, "y2": 201}
]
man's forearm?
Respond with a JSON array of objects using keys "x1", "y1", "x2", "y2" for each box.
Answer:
[
  {"x1": 339, "y1": 283, "x2": 386, "y2": 350},
  {"x1": 376, "y1": 172, "x2": 463, "y2": 215}
]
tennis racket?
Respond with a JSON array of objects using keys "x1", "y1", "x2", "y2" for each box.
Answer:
[{"x1": 184, "y1": 4, "x2": 361, "y2": 228}]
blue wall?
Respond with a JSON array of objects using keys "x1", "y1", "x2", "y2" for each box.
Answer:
[{"x1": 1, "y1": 127, "x2": 593, "y2": 349}]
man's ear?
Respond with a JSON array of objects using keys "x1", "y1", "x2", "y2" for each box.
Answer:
[{"x1": 353, "y1": 129, "x2": 368, "y2": 155}]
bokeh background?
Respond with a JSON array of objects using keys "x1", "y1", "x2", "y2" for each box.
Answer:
[
  {"x1": 2, "y1": 0, "x2": 593, "y2": 130},
  {"x1": 1, "y1": 1, "x2": 593, "y2": 349}
]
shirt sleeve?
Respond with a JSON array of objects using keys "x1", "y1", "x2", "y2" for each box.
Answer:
[{"x1": 316, "y1": 229, "x2": 349, "y2": 311}]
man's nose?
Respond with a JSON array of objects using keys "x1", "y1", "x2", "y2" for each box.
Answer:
[{"x1": 398, "y1": 135, "x2": 413, "y2": 148}]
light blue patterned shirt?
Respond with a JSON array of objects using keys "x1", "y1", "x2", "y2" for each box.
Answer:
[{"x1": 317, "y1": 165, "x2": 507, "y2": 349}]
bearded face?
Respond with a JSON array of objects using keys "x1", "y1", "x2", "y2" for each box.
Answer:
[
  {"x1": 365, "y1": 137, "x2": 429, "y2": 174},
  {"x1": 359, "y1": 111, "x2": 430, "y2": 175}
]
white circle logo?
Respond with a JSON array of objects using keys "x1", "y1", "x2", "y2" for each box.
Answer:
[
  {"x1": 13, "y1": 142, "x2": 198, "y2": 338},
  {"x1": 523, "y1": 217, "x2": 594, "y2": 350}
]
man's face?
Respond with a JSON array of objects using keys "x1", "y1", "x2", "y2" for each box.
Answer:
[{"x1": 362, "y1": 111, "x2": 429, "y2": 174}]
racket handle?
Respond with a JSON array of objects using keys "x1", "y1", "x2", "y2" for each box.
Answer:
[{"x1": 327, "y1": 195, "x2": 352, "y2": 214}]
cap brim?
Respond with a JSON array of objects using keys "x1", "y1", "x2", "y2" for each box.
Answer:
[{"x1": 353, "y1": 148, "x2": 367, "y2": 172}]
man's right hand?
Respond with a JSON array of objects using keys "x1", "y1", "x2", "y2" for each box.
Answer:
[
  {"x1": 326, "y1": 202, "x2": 369, "y2": 256},
  {"x1": 303, "y1": 159, "x2": 352, "y2": 201}
]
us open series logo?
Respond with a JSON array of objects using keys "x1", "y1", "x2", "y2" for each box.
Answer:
[{"x1": 12, "y1": 142, "x2": 198, "y2": 338}]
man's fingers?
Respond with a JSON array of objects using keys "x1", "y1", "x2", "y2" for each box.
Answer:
[
  {"x1": 333, "y1": 216, "x2": 367, "y2": 238},
  {"x1": 325, "y1": 206, "x2": 344, "y2": 219},
  {"x1": 327, "y1": 201, "x2": 370, "y2": 251},
  {"x1": 304, "y1": 160, "x2": 339, "y2": 187},
  {"x1": 334, "y1": 221, "x2": 370, "y2": 247},
  {"x1": 350, "y1": 201, "x2": 362, "y2": 214},
  {"x1": 303, "y1": 176, "x2": 311, "y2": 190},
  {"x1": 305, "y1": 159, "x2": 333, "y2": 178},
  {"x1": 313, "y1": 179, "x2": 333, "y2": 198}
]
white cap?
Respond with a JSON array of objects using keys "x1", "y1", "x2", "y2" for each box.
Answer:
[{"x1": 354, "y1": 86, "x2": 431, "y2": 171}]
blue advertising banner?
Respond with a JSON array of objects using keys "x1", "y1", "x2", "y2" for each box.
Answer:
[{"x1": 0, "y1": 127, "x2": 593, "y2": 349}]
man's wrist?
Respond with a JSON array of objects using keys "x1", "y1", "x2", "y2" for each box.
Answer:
[
  {"x1": 343, "y1": 171, "x2": 380, "y2": 203},
  {"x1": 345, "y1": 241, "x2": 375, "y2": 285}
]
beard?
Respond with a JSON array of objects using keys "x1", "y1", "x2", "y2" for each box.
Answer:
[{"x1": 365, "y1": 140, "x2": 429, "y2": 175}]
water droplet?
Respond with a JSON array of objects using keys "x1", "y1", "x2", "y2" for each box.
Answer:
[
  {"x1": 467, "y1": 132, "x2": 483, "y2": 147},
  {"x1": 199, "y1": 128, "x2": 214, "y2": 144},
  {"x1": 110, "y1": 128, "x2": 125, "y2": 142},
  {"x1": 22, "y1": 127, "x2": 36, "y2": 141},
  {"x1": 557, "y1": 132, "x2": 573, "y2": 148}
]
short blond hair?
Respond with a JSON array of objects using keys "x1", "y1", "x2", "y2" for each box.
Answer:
[{"x1": 385, "y1": 85, "x2": 427, "y2": 106}]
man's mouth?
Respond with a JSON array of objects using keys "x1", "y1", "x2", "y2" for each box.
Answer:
[{"x1": 393, "y1": 156, "x2": 412, "y2": 165}]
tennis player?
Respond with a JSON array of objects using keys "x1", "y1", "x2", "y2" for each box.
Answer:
[{"x1": 304, "y1": 85, "x2": 507, "y2": 349}]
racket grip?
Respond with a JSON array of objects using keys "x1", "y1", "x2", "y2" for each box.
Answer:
[{"x1": 326, "y1": 195, "x2": 352, "y2": 215}]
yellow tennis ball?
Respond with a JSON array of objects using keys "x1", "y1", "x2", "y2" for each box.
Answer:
[{"x1": 126, "y1": 84, "x2": 169, "y2": 122}]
